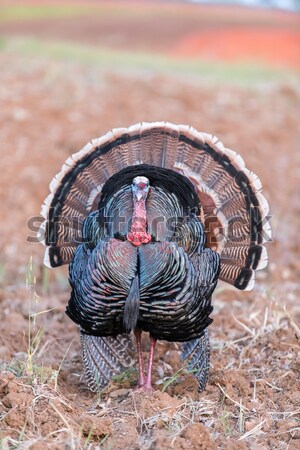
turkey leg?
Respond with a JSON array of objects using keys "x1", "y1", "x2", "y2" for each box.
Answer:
[{"x1": 144, "y1": 336, "x2": 157, "y2": 391}]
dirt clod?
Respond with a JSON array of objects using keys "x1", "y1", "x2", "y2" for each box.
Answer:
[
  {"x1": 181, "y1": 422, "x2": 217, "y2": 449},
  {"x1": 78, "y1": 413, "x2": 112, "y2": 439}
]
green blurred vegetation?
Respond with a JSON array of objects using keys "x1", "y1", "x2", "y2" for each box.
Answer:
[
  {"x1": 0, "y1": 5, "x2": 98, "y2": 21},
  {"x1": 1, "y1": 3, "x2": 296, "y2": 24},
  {"x1": 0, "y1": 4, "x2": 166, "y2": 21}
]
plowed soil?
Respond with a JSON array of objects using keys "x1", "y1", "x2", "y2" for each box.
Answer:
[{"x1": 0, "y1": 2, "x2": 299, "y2": 449}]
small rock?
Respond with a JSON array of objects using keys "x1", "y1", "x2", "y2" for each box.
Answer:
[{"x1": 109, "y1": 388, "x2": 130, "y2": 399}]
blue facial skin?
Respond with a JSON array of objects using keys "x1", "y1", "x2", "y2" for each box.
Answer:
[{"x1": 132, "y1": 176, "x2": 150, "y2": 202}]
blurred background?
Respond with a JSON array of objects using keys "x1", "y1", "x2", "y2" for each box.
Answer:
[
  {"x1": 0, "y1": 0, "x2": 299, "y2": 285},
  {"x1": 0, "y1": 1, "x2": 299, "y2": 447}
]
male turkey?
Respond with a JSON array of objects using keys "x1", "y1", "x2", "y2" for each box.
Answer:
[{"x1": 40, "y1": 122, "x2": 270, "y2": 392}]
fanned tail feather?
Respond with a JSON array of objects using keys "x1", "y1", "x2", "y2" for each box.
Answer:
[{"x1": 41, "y1": 122, "x2": 270, "y2": 290}]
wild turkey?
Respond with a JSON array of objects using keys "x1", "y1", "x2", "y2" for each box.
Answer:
[{"x1": 40, "y1": 122, "x2": 270, "y2": 392}]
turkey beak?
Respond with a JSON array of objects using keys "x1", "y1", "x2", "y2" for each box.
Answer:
[{"x1": 136, "y1": 191, "x2": 143, "y2": 201}]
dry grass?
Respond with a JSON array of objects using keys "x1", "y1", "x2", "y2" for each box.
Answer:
[{"x1": 0, "y1": 271, "x2": 299, "y2": 449}]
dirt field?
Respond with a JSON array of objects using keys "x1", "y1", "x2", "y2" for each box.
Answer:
[{"x1": 0, "y1": 2, "x2": 299, "y2": 449}]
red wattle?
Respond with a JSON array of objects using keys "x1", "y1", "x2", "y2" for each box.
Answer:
[{"x1": 127, "y1": 196, "x2": 151, "y2": 246}]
